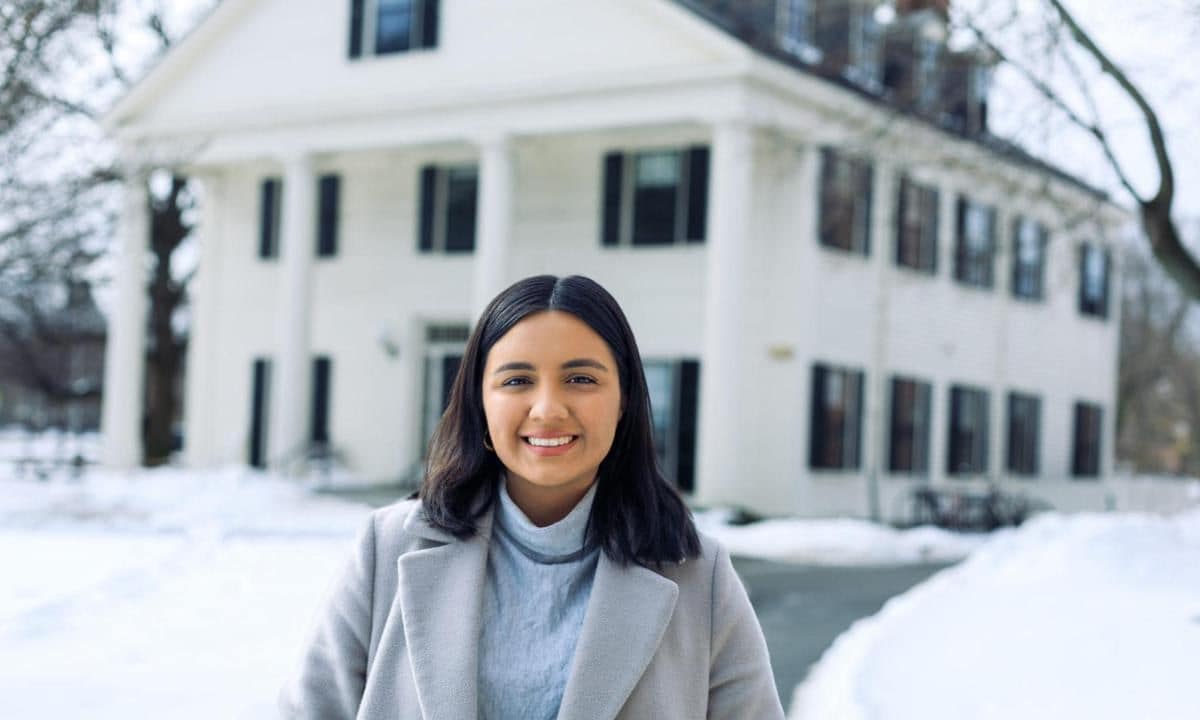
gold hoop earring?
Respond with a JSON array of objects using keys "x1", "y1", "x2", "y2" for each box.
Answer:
[{"x1": 483, "y1": 432, "x2": 494, "y2": 452}]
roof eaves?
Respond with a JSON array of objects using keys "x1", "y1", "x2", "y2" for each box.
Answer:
[{"x1": 671, "y1": 0, "x2": 1111, "y2": 204}]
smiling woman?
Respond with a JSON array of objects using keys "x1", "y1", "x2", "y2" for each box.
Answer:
[{"x1": 280, "y1": 275, "x2": 785, "y2": 720}]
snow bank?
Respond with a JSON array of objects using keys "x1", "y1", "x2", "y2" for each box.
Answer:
[
  {"x1": 790, "y1": 509, "x2": 1200, "y2": 719},
  {"x1": 694, "y1": 508, "x2": 986, "y2": 565}
]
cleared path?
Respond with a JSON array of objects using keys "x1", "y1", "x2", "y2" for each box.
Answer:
[{"x1": 731, "y1": 557, "x2": 953, "y2": 707}]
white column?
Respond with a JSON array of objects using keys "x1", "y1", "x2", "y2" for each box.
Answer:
[
  {"x1": 269, "y1": 153, "x2": 316, "y2": 475},
  {"x1": 471, "y1": 134, "x2": 513, "y2": 320},
  {"x1": 100, "y1": 174, "x2": 150, "y2": 470},
  {"x1": 182, "y1": 172, "x2": 224, "y2": 468},
  {"x1": 696, "y1": 122, "x2": 754, "y2": 505}
]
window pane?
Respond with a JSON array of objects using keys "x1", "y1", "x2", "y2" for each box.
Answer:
[
  {"x1": 1013, "y1": 217, "x2": 1044, "y2": 299},
  {"x1": 782, "y1": 0, "x2": 810, "y2": 48},
  {"x1": 1081, "y1": 244, "x2": 1109, "y2": 316},
  {"x1": 376, "y1": 0, "x2": 414, "y2": 54},
  {"x1": 948, "y1": 386, "x2": 989, "y2": 475},
  {"x1": 810, "y1": 364, "x2": 864, "y2": 470},
  {"x1": 890, "y1": 377, "x2": 931, "y2": 473},
  {"x1": 644, "y1": 361, "x2": 674, "y2": 474},
  {"x1": 444, "y1": 166, "x2": 477, "y2": 253},
  {"x1": 820, "y1": 149, "x2": 870, "y2": 254},
  {"x1": 632, "y1": 151, "x2": 680, "y2": 245}
]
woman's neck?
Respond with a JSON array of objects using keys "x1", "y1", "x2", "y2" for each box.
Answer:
[{"x1": 503, "y1": 475, "x2": 596, "y2": 527}]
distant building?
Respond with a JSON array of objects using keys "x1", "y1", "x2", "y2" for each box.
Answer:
[
  {"x1": 102, "y1": 0, "x2": 1128, "y2": 519},
  {"x1": 0, "y1": 280, "x2": 106, "y2": 432}
]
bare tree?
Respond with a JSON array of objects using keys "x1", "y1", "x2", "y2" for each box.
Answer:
[
  {"x1": 955, "y1": 0, "x2": 1199, "y2": 298},
  {"x1": 0, "y1": 0, "x2": 205, "y2": 462}
]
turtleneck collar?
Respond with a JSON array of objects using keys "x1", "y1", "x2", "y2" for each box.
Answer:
[{"x1": 495, "y1": 479, "x2": 598, "y2": 563}]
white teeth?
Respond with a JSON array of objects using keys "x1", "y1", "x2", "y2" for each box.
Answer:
[{"x1": 526, "y1": 436, "x2": 574, "y2": 447}]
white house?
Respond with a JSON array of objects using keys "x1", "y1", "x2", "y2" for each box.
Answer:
[{"x1": 101, "y1": 0, "x2": 1129, "y2": 520}]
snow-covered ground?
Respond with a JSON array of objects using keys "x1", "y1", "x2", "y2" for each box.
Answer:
[
  {"x1": 791, "y1": 508, "x2": 1200, "y2": 719},
  {"x1": 693, "y1": 508, "x2": 986, "y2": 565},
  {"x1": 2, "y1": 430, "x2": 1197, "y2": 718}
]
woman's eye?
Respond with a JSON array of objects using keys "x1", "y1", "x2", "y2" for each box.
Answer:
[
  {"x1": 501, "y1": 377, "x2": 531, "y2": 386},
  {"x1": 567, "y1": 375, "x2": 597, "y2": 384}
]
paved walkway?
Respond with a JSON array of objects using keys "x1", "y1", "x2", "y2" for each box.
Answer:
[{"x1": 731, "y1": 557, "x2": 953, "y2": 709}]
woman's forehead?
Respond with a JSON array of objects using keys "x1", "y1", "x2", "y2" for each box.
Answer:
[{"x1": 486, "y1": 311, "x2": 616, "y2": 367}]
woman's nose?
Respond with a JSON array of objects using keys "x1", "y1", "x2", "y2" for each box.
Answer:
[{"x1": 529, "y1": 385, "x2": 569, "y2": 421}]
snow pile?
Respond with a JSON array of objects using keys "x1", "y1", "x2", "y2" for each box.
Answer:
[
  {"x1": 695, "y1": 508, "x2": 987, "y2": 564},
  {"x1": 0, "y1": 466, "x2": 373, "y2": 720},
  {"x1": 790, "y1": 509, "x2": 1200, "y2": 720}
]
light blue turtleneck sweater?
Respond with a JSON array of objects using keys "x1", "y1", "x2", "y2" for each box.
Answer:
[{"x1": 477, "y1": 482, "x2": 600, "y2": 720}]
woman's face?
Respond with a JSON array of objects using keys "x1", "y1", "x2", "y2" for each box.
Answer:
[{"x1": 481, "y1": 310, "x2": 623, "y2": 519}]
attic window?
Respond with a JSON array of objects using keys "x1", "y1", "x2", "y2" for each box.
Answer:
[
  {"x1": 349, "y1": 0, "x2": 439, "y2": 59},
  {"x1": 777, "y1": 0, "x2": 821, "y2": 62}
]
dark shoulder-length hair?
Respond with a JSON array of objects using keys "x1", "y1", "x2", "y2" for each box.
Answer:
[{"x1": 419, "y1": 274, "x2": 701, "y2": 566}]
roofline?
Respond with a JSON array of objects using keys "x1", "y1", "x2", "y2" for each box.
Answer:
[
  {"x1": 102, "y1": 0, "x2": 250, "y2": 133},
  {"x1": 671, "y1": 0, "x2": 1111, "y2": 203}
]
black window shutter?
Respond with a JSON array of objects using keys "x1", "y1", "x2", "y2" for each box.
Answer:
[
  {"x1": 1101, "y1": 249, "x2": 1111, "y2": 318},
  {"x1": 348, "y1": 0, "x2": 365, "y2": 59},
  {"x1": 954, "y1": 196, "x2": 967, "y2": 281},
  {"x1": 676, "y1": 360, "x2": 700, "y2": 493},
  {"x1": 317, "y1": 174, "x2": 340, "y2": 257},
  {"x1": 311, "y1": 357, "x2": 332, "y2": 445},
  {"x1": 926, "y1": 187, "x2": 940, "y2": 273},
  {"x1": 259, "y1": 179, "x2": 278, "y2": 259},
  {"x1": 601, "y1": 152, "x2": 623, "y2": 247},
  {"x1": 894, "y1": 176, "x2": 908, "y2": 265},
  {"x1": 685, "y1": 146, "x2": 709, "y2": 243},
  {"x1": 249, "y1": 359, "x2": 270, "y2": 468},
  {"x1": 859, "y1": 162, "x2": 874, "y2": 255},
  {"x1": 848, "y1": 371, "x2": 864, "y2": 468},
  {"x1": 809, "y1": 365, "x2": 827, "y2": 468},
  {"x1": 418, "y1": 165, "x2": 437, "y2": 252},
  {"x1": 421, "y1": 0, "x2": 440, "y2": 48}
]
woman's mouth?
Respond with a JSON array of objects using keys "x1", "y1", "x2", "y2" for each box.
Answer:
[{"x1": 524, "y1": 435, "x2": 576, "y2": 447}]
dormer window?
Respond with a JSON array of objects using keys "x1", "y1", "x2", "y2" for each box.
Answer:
[
  {"x1": 846, "y1": 4, "x2": 883, "y2": 89},
  {"x1": 777, "y1": 0, "x2": 819, "y2": 61},
  {"x1": 348, "y1": 0, "x2": 439, "y2": 59}
]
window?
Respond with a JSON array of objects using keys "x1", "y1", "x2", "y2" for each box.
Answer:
[
  {"x1": 1079, "y1": 243, "x2": 1110, "y2": 318},
  {"x1": 954, "y1": 196, "x2": 996, "y2": 288},
  {"x1": 348, "y1": 0, "x2": 438, "y2": 58},
  {"x1": 915, "y1": 37, "x2": 941, "y2": 112},
  {"x1": 846, "y1": 4, "x2": 883, "y2": 88},
  {"x1": 947, "y1": 385, "x2": 989, "y2": 475},
  {"x1": 819, "y1": 148, "x2": 873, "y2": 254},
  {"x1": 311, "y1": 356, "x2": 333, "y2": 448},
  {"x1": 777, "y1": 0, "x2": 815, "y2": 56},
  {"x1": 248, "y1": 358, "x2": 272, "y2": 468},
  {"x1": 895, "y1": 175, "x2": 939, "y2": 273},
  {"x1": 600, "y1": 146, "x2": 708, "y2": 247},
  {"x1": 259, "y1": 178, "x2": 281, "y2": 259},
  {"x1": 644, "y1": 359, "x2": 701, "y2": 492},
  {"x1": 1072, "y1": 402, "x2": 1103, "y2": 477},
  {"x1": 421, "y1": 324, "x2": 468, "y2": 453},
  {"x1": 317, "y1": 174, "x2": 340, "y2": 258},
  {"x1": 889, "y1": 376, "x2": 932, "y2": 473},
  {"x1": 418, "y1": 164, "x2": 478, "y2": 253},
  {"x1": 1011, "y1": 216, "x2": 1047, "y2": 300},
  {"x1": 1006, "y1": 392, "x2": 1040, "y2": 476},
  {"x1": 809, "y1": 363, "x2": 865, "y2": 470}
]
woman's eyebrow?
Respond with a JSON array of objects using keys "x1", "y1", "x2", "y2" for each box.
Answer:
[
  {"x1": 492, "y1": 359, "x2": 609, "y2": 374},
  {"x1": 562, "y1": 358, "x2": 609, "y2": 372},
  {"x1": 493, "y1": 361, "x2": 535, "y2": 374}
]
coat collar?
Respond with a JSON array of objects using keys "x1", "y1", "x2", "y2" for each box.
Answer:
[{"x1": 396, "y1": 496, "x2": 679, "y2": 720}]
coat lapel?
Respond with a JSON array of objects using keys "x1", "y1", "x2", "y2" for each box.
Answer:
[
  {"x1": 557, "y1": 554, "x2": 679, "y2": 720},
  {"x1": 397, "y1": 506, "x2": 492, "y2": 720}
]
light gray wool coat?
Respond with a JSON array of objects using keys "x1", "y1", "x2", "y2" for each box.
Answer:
[{"x1": 278, "y1": 497, "x2": 785, "y2": 720}]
